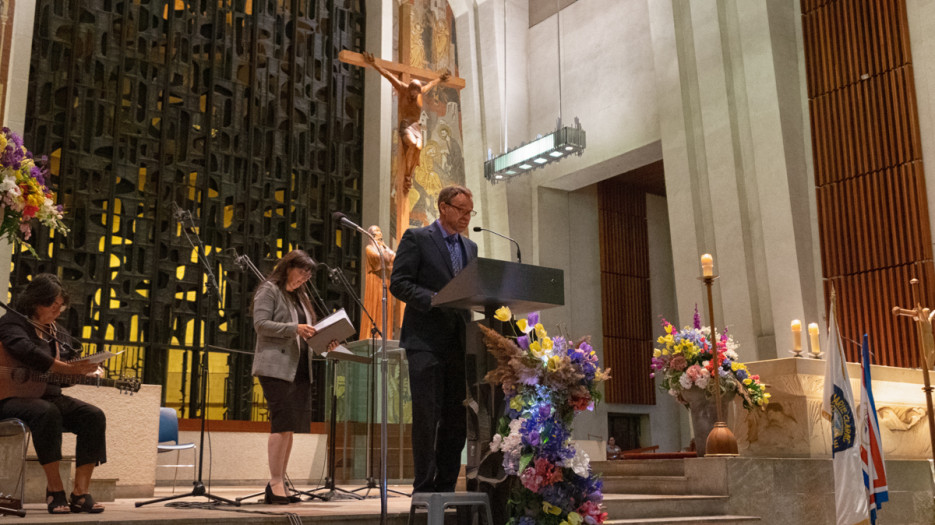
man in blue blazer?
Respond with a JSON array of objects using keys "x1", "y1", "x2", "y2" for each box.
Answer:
[{"x1": 390, "y1": 184, "x2": 478, "y2": 493}]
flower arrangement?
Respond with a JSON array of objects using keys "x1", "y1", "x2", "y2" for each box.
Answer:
[
  {"x1": 649, "y1": 307, "x2": 769, "y2": 410},
  {"x1": 480, "y1": 306, "x2": 611, "y2": 525},
  {"x1": 0, "y1": 128, "x2": 67, "y2": 251}
]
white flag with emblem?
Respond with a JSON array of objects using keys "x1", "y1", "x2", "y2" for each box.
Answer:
[{"x1": 822, "y1": 300, "x2": 870, "y2": 525}]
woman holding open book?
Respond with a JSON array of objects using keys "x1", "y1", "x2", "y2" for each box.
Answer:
[
  {"x1": 251, "y1": 250, "x2": 337, "y2": 504},
  {"x1": 0, "y1": 274, "x2": 106, "y2": 514}
]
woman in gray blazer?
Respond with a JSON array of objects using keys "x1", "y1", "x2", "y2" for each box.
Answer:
[{"x1": 251, "y1": 250, "x2": 336, "y2": 504}]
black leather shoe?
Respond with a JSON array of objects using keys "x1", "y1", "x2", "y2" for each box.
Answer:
[{"x1": 263, "y1": 483, "x2": 290, "y2": 505}]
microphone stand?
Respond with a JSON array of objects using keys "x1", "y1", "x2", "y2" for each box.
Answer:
[
  {"x1": 136, "y1": 211, "x2": 239, "y2": 508},
  {"x1": 333, "y1": 220, "x2": 391, "y2": 522},
  {"x1": 295, "y1": 263, "x2": 368, "y2": 501},
  {"x1": 329, "y1": 259, "x2": 408, "y2": 500}
]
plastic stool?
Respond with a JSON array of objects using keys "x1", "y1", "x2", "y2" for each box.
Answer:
[{"x1": 408, "y1": 492, "x2": 494, "y2": 525}]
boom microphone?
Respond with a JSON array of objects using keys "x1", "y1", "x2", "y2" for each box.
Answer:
[
  {"x1": 473, "y1": 226, "x2": 522, "y2": 264},
  {"x1": 332, "y1": 211, "x2": 367, "y2": 234}
]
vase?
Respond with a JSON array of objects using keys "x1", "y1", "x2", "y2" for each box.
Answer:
[{"x1": 680, "y1": 385, "x2": 735, "y2": 457}]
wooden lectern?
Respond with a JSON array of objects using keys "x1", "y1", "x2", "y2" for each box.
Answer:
[{"x1": 432, "y1": 257, "x2": 563, "y2": 513}]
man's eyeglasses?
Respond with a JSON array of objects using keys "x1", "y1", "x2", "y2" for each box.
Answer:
[{"x1": 445, "y1": 202, "x2": 477, "y2": 217}]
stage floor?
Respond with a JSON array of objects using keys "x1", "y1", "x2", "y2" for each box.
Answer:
[{"x1": 5, "y1": 484, "x2": 423, "y2": 524}]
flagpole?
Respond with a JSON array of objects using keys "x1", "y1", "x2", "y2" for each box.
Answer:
[{"x1": 891, "y1": 278, "x2": 935, "y2": 468}]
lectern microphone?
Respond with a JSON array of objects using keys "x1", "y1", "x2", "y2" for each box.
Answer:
[{"x1": 473, "y1": 226, "x2": 522, "y2": 264}]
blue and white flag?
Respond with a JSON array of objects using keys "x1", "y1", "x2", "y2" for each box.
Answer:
[
  {"x1": 822, "y1": 304, "x2": 870, "y2": 525},
  {"x1": 860, "y1": 335, "x2": 888, "y2": 524}
]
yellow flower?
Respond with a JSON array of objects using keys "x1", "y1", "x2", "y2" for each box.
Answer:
[
  {"x1": 665, "y1": 324, "x2": 673, "y2": 334},
  {"x1": 542, "y1": 502, "x2": 562, "y2": 515},
  {"x1": 0, "y1": 134, "x2": 7, "y2": 150},
  {"x1": 547, "y1": 355, "x2": 562, "y2": 373},
  {"x1": 653, "y1": 349, "x2": 661, "y2": 358},
  {"x1": 564, "y1": 512, "x2": 583, "y2": 525},
  {"x1": 510, "y1": 396, "x2": 525, "y2": 411},
  {"x1": 516, "y1": 318, "x2": 528, "y2": 332},
  {"x1": 535, "y1": 323, "x2": 547, "y2": 339},
  {"x1": 742, "y1": 378, "x2": 752, "y2": 386},
  {"x1": 541, "y1": 337, "x2": 553, "y2": 351},
  {"x1": 494, "y1": 306, "x2": 512, "y2": 322},
  {"x1": 529, "y1": 341, "x2": 544, "y2": 358}
]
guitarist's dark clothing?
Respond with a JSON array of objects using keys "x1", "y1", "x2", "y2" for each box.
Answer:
[{"x1": 0, "y1": 312, "x2": 106, "y2": 467}]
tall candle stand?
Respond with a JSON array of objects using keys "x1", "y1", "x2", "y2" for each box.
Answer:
[{"x1": 701, "y1": 272, "x2": 739, "y2": 456}]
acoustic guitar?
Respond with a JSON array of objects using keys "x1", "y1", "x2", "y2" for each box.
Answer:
[{"x1": 0, "y1": 342, "x2": 140, "y2": 400}]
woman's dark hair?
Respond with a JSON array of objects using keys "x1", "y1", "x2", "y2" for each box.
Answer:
[
  {"x1": 16, "y1": 273, "x2": 69, "y2": 318},
  {"x1": 261, "y1": 250, "x2": 318, "y2": 320}
]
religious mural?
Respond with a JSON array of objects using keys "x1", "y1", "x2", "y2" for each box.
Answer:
[{"x1": 392, "y1": 0, "x2": 465, "y2": 240}]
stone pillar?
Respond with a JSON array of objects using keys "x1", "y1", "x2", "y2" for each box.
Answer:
[{"x1": 647, "y1": 0, "x2": 821, "y2": 362}]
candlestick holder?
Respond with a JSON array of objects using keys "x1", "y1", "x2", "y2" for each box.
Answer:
[
  {"x1": 789, "y1": 348, "x2": 803, "y2": 358},
  {"x1": 808, "y1": 351, "x2": 823, "y2": 359},
  {"x1": 699, "y1": 274, "x2": 739, "y2": 457}
]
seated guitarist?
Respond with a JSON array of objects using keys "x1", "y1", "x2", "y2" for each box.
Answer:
[{"x1": 0, "y1": 274, "x2": 106, "y2": 514}]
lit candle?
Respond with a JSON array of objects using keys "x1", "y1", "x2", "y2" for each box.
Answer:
[
  {"x1": 791, "y1": 319, "x2": 802, "y2": 351},
  {"x1": 808, "y1": 322, "x2": 820, "y2": 355},
  {"x1": 701, "y1": 253, "x2": 714, "y2": 277}
]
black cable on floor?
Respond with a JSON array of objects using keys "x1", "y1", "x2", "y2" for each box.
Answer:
[{"x1": 165, "y1": 501, "x2": 303, "y2": 524}]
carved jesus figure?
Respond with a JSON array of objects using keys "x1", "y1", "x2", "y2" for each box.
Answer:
[{"x1": 362, "y1": 52, "x2": 450, "y2": 237}]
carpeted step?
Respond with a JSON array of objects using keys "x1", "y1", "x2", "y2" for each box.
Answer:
[
  {"x1": 602, "y1": 494, "x2": 730, "y2": 520},
  {"x1": 592, "y1": 459, "x2": 687, "y2": 477},
  {"x1": 605, "y1": 515, "x2": 761, "y2": 524},
  {"x1": 602, "y1": 474, "x2": 692, "y2": 494}
]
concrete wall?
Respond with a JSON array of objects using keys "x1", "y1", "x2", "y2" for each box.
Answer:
[
  {"x1": 44, "y1": 384, "x2": 162, "y2": 498},
  {"x1": 0, "y1": 0, "x2": 40, "y2": 297},
  {"x1": 647, "y1": 0, "x2": 821, "y2": 362},
  {"x1": 157, "y1": 431, "x2": 328, "y2": 487},
  {"x1": 687, "y1": 457, "x2": 935, "y2": 525},
  {"x1": 907, "y1": 0, "x2": 935, "y2": 260}
]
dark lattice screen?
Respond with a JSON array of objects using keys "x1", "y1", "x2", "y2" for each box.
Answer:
[{"x1": 14, "y1": 0, "x2": 366, "y2": 421}]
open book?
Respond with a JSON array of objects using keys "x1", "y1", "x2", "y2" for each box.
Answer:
[{"x1": 307, "y1": 308, "x2": 357, "y2": 355}]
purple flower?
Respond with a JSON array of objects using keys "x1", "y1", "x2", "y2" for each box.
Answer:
[
  {"x1": 538, "y1": 404, "x2": 551, "y2": 419},
  {"x1": 528, "y1": 312, "x2": 539, "y2": 326},
  {"x1": 517, "y1": 335, "x2": 530, "y2": 350}
]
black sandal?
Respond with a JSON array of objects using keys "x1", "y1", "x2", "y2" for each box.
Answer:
[
  {"x1": 46, "y1": 489, "x2": 69, "y2": 514},
  {"x1": 69, "y1": 492, "x2": 105, "y2": 513}
]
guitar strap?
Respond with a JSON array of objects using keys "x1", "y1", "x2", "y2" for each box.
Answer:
[{"x1": 51, "y1": 326, "x2": 60, "y2": 360}]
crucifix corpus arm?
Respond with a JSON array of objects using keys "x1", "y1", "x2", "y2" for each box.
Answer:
[
  {"x1": 338, "y1": 50, "x2": 467, "y2": 90},
  {"x1": 421, "y1": 69, "x2": 451, "y2": 93},
  {"x1": 362, "y1": 52, "x2": 407, "y2": 92}
]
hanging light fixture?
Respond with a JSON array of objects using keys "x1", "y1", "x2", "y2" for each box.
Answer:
[
  {"x1": 485, "y1": 0, "x2": 585, "y2": 184},
  {"x1": 484, "y1": 118, "x2": 585, "y2": 183}
]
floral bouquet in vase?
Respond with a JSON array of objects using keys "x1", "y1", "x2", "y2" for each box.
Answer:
[
  {"x1": 480, "y1": 307, "x2": 611, "y2": 525},
  {"x1": 0, "y1": 128, "x2": 67, "y2": 252},
  {"x1": 649, "y1": 307, "x2": 769, "y2": 410}
]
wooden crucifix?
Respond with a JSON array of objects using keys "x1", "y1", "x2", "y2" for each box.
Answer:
[
  {"x1": 339, "y1": 49, "x2": 465, "y2": 245},
  {"x1": 891, "y1": 278, "x2": 935, "y2": 467}
]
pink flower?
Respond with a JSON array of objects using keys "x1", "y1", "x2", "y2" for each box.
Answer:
[
  {"x1": 520, "y1": 466, "x2": 543, "y2": 492},
  {"x1": 578, "y1": 500, "x2": 607, "y2": 524},
  {"x1": 669, "y1": 355, "x2": 688, "y2": 371}
]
